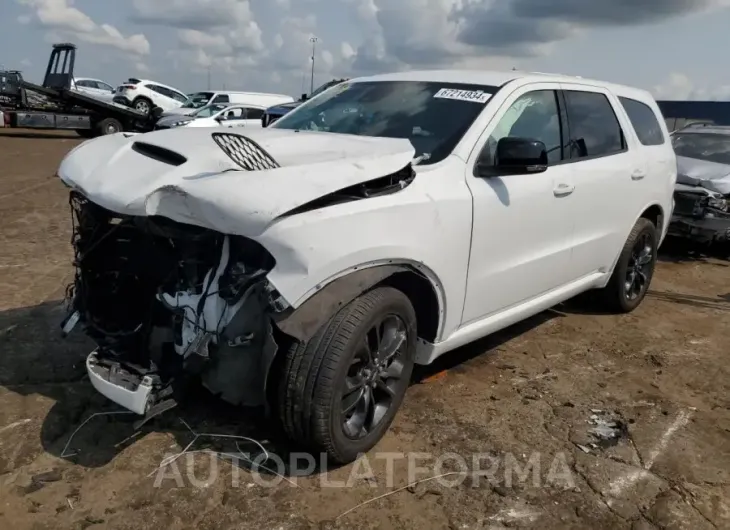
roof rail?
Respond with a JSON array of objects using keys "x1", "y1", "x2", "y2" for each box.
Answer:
[
  {"x1": 684, "y1": 121, "x2": 716, "y2": 128},
  {"x1": 529, "y1": 71, "x2": 582, "y2": 78},
  {"x1": 670, "y1": 120, "x2": 719, "y2": 135}
]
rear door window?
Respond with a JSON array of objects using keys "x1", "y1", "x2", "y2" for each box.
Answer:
[
  {"x1": 619, "y1": 97, "x2": 665, "y2": 146},
  {"x1": 211, "y1": 94, "x2": 230, "y2": 103},
  {"x1": 170, "y1": 90, "x2": 188, "y2": 103},
  {"x1": 564, "y1": 90, "x2": 626, "y2": 159},
  {"x1": 244, "y1": 107, "x2": 265, "y2": 119}
]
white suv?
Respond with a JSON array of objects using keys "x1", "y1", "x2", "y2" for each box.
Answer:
[
  {"x1": 57, "y1": 70, "x2": 675, "y2": 464},
  {"x1": 113, "y1": 78, "x2": 188, "y2": 115}
]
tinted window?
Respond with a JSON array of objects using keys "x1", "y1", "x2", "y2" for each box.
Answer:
[
  {"x1": 671, "y1": 132, "x2": 730, "y2": 165},
  {"x1": 171, "y1": 90, "x2": 188, "y2": 103},
  {"x1": 272, "y1": 81, "x2": 500, "y2": 165},
  {"x1": 619, "y1": 97, "x2": 664, "y2": 146},
  {"x1": 245, "y1": 107, "x2": 264, "y2": 119},
  {"x1": 75, "y1": 80, "x2": 92, "y2": 88},
  {"x1": 212, "y1": 94, "x2": 230, "y2": 103},
  {"x1": 564, "y1": 91, "x2": 625, "y2": 158},
  {"x1": 192, "y1": 104, "x2": 228, "y2": 117},
  {"x1": 98, "y1": 82, "x2": 113, "y2": 91},
  {"x1": 222, "y1": 108, "x2": 244, "y2": 120},
  {"x1": 147, "y1": 84, "x2": 167, "y2": 96},
  {"x1": 482, "y1": 90, "x2": 563, "y2": 165},
  {"x1": 183, "y1": 92, "x2": 213, "y2": 108}
]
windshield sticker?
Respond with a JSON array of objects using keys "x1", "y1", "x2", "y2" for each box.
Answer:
[{"x1": 433, "y1": 88, "x2": 491, "y2": 103}]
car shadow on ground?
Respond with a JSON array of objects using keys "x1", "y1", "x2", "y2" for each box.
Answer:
[
  {"x1": 0, "y1": 299, "x2": 562, "y2": 478},
  {"x1": 658, "y1": 236, "x2": 729, "y2": 265},
  {"x1": 647, "y1": 290, "x2": 729, "y2": 311}
]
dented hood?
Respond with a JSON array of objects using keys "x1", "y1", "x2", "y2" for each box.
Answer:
[
  {"x1": 58, "y1": 127, "x2": 415, "y2": 237},
  {"x1": 676, "y1": 155, "x2": 730, "y2": 195}
]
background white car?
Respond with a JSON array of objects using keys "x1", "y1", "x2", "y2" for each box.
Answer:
[
  {"x1": 113, "y1": 78, "x2": 188, "y2": 115},
  {"x1": 163, "y1": 91, "x2": 295, "y2": 117},
  {"x1": 70, "y1": 77, "x2": 115, "y2": 103},
  {"x1": 155, "y1": 103, "x2": 266, "y2": 129}
]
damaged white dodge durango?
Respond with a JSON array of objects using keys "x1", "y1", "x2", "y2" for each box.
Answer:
[{"x1": 57, "y1": 70, "x2": 676, "y2": 464}]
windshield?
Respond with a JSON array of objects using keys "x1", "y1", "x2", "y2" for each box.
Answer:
[
  {"x1": 672, "y1": 132, "x2": 730, "y2": 165},
  {"x1": 183, "y1": 91, "x2": 214, "y2": 109},
  {"x1": 192, "y1": 103, "x2": 228, "y2": 117},
  {"x1": 272, "y1": 81, "x2": 499, "y2": 164}
]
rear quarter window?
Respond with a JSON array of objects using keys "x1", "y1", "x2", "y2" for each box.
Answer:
[{"x1": 619, "y1": 97, "x2": 665, "y2": 146}]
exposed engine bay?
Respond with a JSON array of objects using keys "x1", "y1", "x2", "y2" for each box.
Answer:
[
  {"x1": 56, "y1": 128, "x2": 421, "y2": 422},
  {"x1": 64, "y1": 191, "x2": 285, "y2": 416}
]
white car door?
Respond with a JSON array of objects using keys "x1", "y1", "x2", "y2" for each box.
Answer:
[
  {"x1": 461, "y1": 84, "x2": 577, "y2": 324},
  {"x1": 557, "y1": 84, "x2": 644, "y2": 279},
  {"x1": 217, "y1": 107, "x2": 246, "y2": 127}
]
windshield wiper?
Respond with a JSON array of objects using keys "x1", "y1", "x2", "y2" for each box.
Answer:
[{"x1": 412, "y1": 153, "x2": 431, "y2": 166}]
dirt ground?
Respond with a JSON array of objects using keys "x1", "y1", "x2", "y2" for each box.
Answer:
[{"x1": 0, "y1": 128, "x2": 728, "y2": 530}]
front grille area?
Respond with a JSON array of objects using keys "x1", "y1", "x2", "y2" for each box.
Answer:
[{"x1": 211, "y1": 132, "x2": 280, "y2": 171}]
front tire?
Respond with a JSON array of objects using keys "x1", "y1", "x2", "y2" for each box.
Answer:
[
  {"x1": 277, "y1": 286, "x2": 416, "y2": 464},
  {"x1": 597, "y1": 218, "x2": 658, "y2": 313}
]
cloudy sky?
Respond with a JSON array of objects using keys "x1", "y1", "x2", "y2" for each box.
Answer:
[{"x1": 3, "y1": 0, "x2": 730, "y2": 100}]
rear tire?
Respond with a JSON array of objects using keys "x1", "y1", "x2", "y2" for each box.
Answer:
[
  {"x1": 277, "y1": 286, "x2": 416, "y2": 464},
  {"x1": 596, "y1": 218, "x2": 658, "y2": 313},
  {"x1": 132, "y1": 97, "x2": 152, "y2": 116},
  {"x1": 96, "y1": 117, "x2": 122, "y2": 135}
]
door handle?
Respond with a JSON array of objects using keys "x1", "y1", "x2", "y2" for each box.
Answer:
[
  {"x1": 631, "y1": 170, "x2": 646, "y2": 180},
  {"x1": 553, "y1": 183, "x2": 575, "y2": 197}
]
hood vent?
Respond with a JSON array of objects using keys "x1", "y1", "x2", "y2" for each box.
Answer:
[
  {"x1": 212, "y1": 132, "x2": 280, "y2": 171},
  {"x1": 131, "y1": 141, "x2": 187, "y2": 166}
]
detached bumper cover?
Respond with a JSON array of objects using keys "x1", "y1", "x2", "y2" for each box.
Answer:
[
  {"x1": 86, "y1": 351, "x2": 154, "y2": 415},
  {"x1": 668, "y1": 214, "x2": 730, "y2": 243}
]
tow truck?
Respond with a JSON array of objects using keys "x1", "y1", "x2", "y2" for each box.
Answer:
[{"x1": 0, "y1": 43, "x2": 160, "y2": 138}]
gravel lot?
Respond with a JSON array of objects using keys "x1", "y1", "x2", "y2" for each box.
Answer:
[{"x1": 0, "y1": 129, "x2": 728, "y2": 530}]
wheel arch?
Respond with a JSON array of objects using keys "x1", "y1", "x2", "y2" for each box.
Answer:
[
  {"x1": 272, "y1": 261, "x2": 446, "y2": 344},
  {"x1": 639, "y1": 203, "x2": 665, "y2": 242},
  {"x1": 603, "y1": 202, "x2": 665, "y2": 284}
]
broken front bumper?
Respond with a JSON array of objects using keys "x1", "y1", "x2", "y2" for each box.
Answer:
[
  {"x1": 668, "y1": 214, "x2": 730, "y2": 244},
  {"x1": 86, "y1": 350, "x2": 155, "y2": 415}
]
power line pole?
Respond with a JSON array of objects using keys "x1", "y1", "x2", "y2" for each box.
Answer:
[
  {"x1": 207, "y1": 66, "x2": 211, "y2": 90},
  {"x1": 310, "y1": 36, "x2": 317, "y2": 94}
]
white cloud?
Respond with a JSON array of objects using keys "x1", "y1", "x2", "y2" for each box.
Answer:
[
  {"x1": 16, "y1": 0, "x2": 150, "y2": 56},
  {"x1": 16, "y1": 0, "x2": 730, "y2": 97},
  {"x1": 654, "y1": 72, "x2": 730, "y2": 101}
]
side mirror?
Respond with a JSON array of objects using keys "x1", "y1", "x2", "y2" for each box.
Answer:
[
  {"x1": 477, "y1": 137, "x2": 548, "y2": 176},
  {"x1": 301, "y1": 93, "x2": 308, "y2": 101}
]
